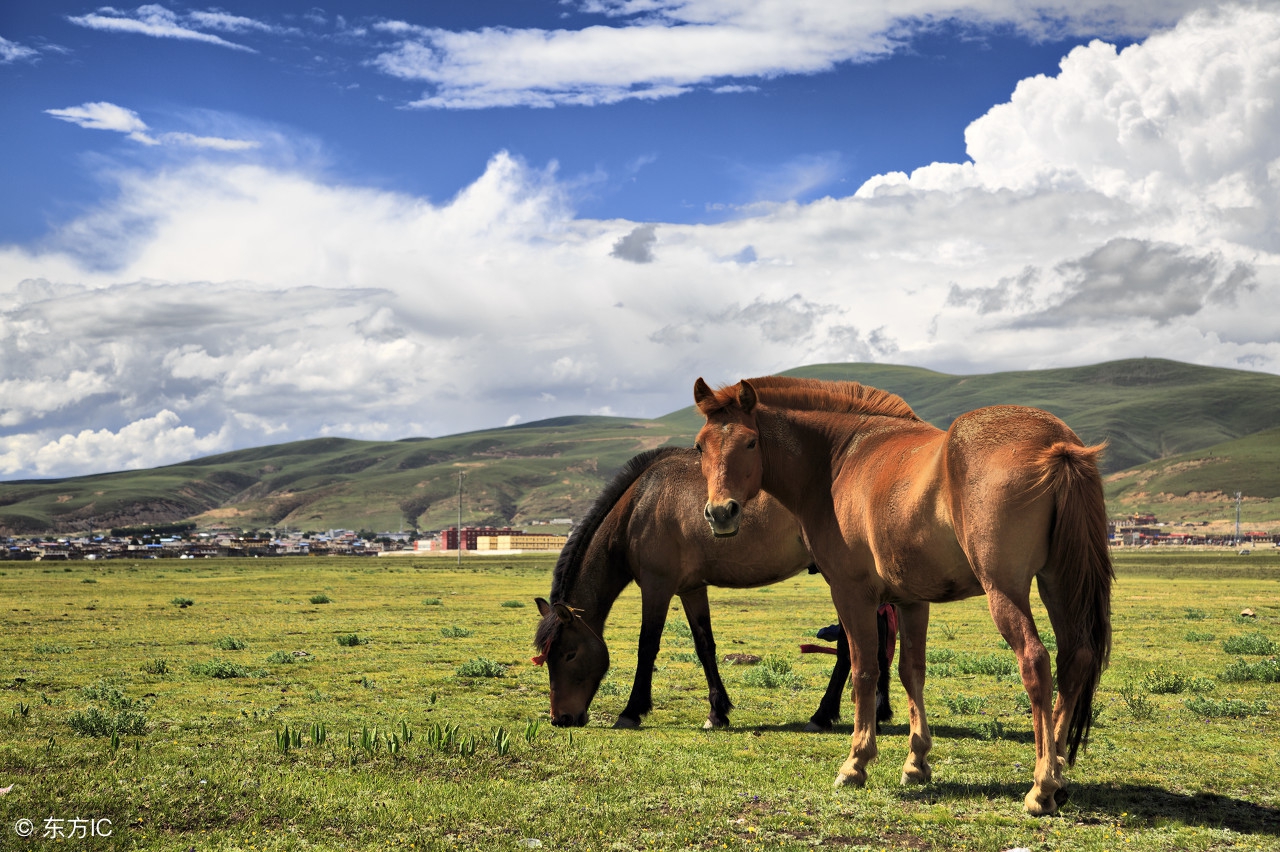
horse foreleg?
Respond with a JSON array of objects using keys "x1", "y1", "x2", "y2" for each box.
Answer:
[
  {"x1": 806, "y1": 622, "x2": 849, "y2": 732},
  {"x1": 895, "y1": 602, "x2": 933, "y2": 785},
  {"x1": 830, "y1": 602, "x2": 881, "y2": 788},
  {"x1": 680, "y1": 587, "x2": 733, "y2": 729},
  {"x1": 987, "y1": 587, "x2": 1060, "y2": 815},
  {"x1": 616, "y1": 592, "x2": 671, "y2": 729}
]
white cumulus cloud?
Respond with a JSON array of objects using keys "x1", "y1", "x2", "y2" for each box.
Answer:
[
  {"x1": 372, "y1": 0, "x2": 1205, "y2": 108},
  {"x1": 0, "y1": 35, "x2": 40, "y2": 63},
  {"x1": 44, "y1": 101, "x2": 261, "y2": 151},
  {"x1": 0, "y1": 411, "x2": 229, "y2": 478},
  {"x1": 45, "y1": 102, "x2": 157, "y2": 144},
  {"x1": 3, "y1": 3, "x2": 1280, "y2": 478},
  {"x1": 66, "y1": 4, "x2": 261, "y2": 52}
]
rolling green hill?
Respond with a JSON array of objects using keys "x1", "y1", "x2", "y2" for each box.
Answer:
[
  {"x1": 3, "y1": 358, "x2": 1279, "y2": 534},
  {"x1": 1104, "y1": 425, "x2": 1280, "y2": 530}
]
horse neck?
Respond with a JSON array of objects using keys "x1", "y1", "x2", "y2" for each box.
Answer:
[
  {"x1": 757, "y1": 405, "x2": 854, "y2": 514},
  {"x1": 559, "y1": 525, "x2": 632, "y2": 635}
]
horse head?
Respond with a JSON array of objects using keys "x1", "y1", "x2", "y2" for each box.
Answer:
[
  {"x1": 533, "y1": 597, "x2": 609, "y2": 727},
  {"x1": 693, "y1": 377, "x2": 764, "y2": 538}
]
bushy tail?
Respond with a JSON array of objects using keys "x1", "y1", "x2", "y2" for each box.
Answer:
[{"x1": 1035, "y1": 441, "x2": 1114, "y2": 765}]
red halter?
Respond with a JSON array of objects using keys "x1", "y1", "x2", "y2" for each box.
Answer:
[{"x1": 531, "y1": 604, "x2": 596, "y2": 665}]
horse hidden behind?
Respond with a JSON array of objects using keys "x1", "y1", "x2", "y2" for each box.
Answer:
[
  {"x1": 532, "y1": 446, "x2": 888, "y2": 731},
  {"x1": 693, "y1": 375, "x2": 1113, "y2": 815}
]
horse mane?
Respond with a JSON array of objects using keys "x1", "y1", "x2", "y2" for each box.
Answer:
[
  {"x1": 535, "y1": 446, "x2": 688, "y2": 651},
  {"x1": 708, "y1": 375, "x2": 920, "y2": 421}
]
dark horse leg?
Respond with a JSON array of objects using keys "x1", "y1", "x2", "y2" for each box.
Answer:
[
  {"x1": 806, "y1": 625, "x2": 850, "y2": 731},
  {"x1": 680, "y1": 587, "x2": 734, "y2": 728},
  {"x1": 876, "y1": 606, "x2": 895, "y2": 727},
  {"x1": 806, "y1": 608, "x2": 895, "y2": 732},
  {"x1": 615, "y1": 590, "x2": 672, "y2": 728}
]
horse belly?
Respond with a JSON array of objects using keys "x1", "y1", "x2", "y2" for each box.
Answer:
[
  {"x1": 876, "y1": 539, "x2": 981, "y2": 604},
  {"x1": 850, "y1": 442, "x2": 978, "y2": 603}
]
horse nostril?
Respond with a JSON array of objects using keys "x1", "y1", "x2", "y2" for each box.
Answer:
[
  {"x1": 727, "y1": 500, "x2": 740, "y2": 519},
  {"x1": 704, "y1": 503, "x2": 714, "y2": 521}
]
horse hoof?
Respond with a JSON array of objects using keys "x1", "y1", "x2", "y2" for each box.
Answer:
[
  {"x1": 1023, "y1": 788, "x2": 1059, "y2": 816},
  {"x1": 1054, "y1": 787, "x2": 1070, "y2": 807},
  {"x1": 833, "y1": 770, "x2": 866, "y2": 788},
  {"x1": 703, "y1": 718, "x2": 729, "y2": 730},
  {"x1": 613, "y1": 716, "x2": 640, "y2": 730},
  {"x1": 900, "y1": 766, "x2": 931, "y2": 786},
  {"x1": 803, "y1": 721, "x2": 832, "y2": 733}
]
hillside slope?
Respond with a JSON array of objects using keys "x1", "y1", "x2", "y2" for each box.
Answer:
[
  {"x1": 3, "y1": 358, "x2": 1278, "y2": 533},
  {"x1": 1104, "y1": 425, "x2": 1280, "y2": 529}
]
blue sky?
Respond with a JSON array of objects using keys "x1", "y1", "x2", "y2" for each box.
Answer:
[
  {"x1": 4, "y1": 5, "x2": 1126, "y2": 239},
  {"x1": 2, "y1": 1, "x2": 1278, "y2": 478}
]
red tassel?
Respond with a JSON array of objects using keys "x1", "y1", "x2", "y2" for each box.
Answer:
[{"x1": 530, "y1": 653, "x2": 547, "y2": 665}]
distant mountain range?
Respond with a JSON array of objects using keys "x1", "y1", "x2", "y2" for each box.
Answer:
[{"x1": 3, "y1": 358, "x2": 1278, "y2": 535}]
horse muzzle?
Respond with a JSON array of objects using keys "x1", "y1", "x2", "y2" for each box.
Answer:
[
  {"x1": 704, "y1": 499, "x2": 742, "y2": 537},
  {"x1": 551, "y1": 710, "x2": 588, "y2": 727}
]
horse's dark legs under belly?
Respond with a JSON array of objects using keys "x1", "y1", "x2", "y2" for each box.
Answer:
[
  {"x1": 875, "y1": 608, "x2": 894, "y2": 727},
  {"x1": 681, "y1": 588, "x2": 734, "y2": 728},
  {"x1": 808, "y1": 627, "x2": 850, "y2": 730},
  {"x1": 616, "y1": 595, "x2": 670, "y2": 728},
  {"x1": 808, "y1": 609, "x2": 894, "y2": 732}
]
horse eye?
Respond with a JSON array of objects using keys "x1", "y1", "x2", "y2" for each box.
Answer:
[
  {"x1": 563, "y1": 651, "x2": 577, "y2": 662},
  {"x1": 694, "y1": 442, "x2": 702, "y2": 453},
  {"x1": 746, "y1": 438, "x2": 757, "y2": 449}
]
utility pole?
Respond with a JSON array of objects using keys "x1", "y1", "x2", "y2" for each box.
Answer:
[
  {"x1": 457, "y1": 471, "x2": 466, "y2": 567},
  {"x1": 1235, "y1": 491, "x2": 1242, "y2": 546}
]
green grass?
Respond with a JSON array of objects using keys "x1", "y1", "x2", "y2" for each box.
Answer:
[
  {"x1": 1223, "y1": 632, "x2": 1278, "y2": 655},
  {"x1": 741, "y1": 655, "x2": 803, "y2": 689},
  {"x1": 0, "y1": 552, "x2": 1278, "y2": 851},
  {"x1": 336, "y1": 633, "x2": 368, "y2": 647}
]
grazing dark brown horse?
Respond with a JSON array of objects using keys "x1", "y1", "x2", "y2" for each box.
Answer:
[
  {"x1": 693, "y1": 376, "x2": 1113, "y2": 815},
  {"x1": 532, "y1": 447, "x2": 889, "y2": 731}
]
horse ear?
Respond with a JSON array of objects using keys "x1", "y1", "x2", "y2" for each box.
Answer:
[
  {"x1": 553, "y1": 602, "x2": 575, "y2": 624},
  {"x1": 535, "y1": 597, "x2": 552, "y2": 617},
  {"x1": 693, "y1": 377, "x2": 717, "y2": 415},
  {"x1": 738, "y1": 380, "x2": 757, "y2": 414}
]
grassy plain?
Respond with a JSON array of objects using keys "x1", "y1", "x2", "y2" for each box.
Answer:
[{"x1": 1, "y1": 552, "x2": 1278, "y2": 851}]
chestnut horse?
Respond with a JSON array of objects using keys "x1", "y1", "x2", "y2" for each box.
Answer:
[
  {"x1": 532, "y1": 446, "x2": 891, "y2": 730},
  {"x1": 693, "y1": 376, "x2": 1112, "y2": 815}
]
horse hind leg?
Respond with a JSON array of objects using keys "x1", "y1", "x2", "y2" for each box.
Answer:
[
  {"x1": 875, "y1": 607, "x2": 894, "y2": 729},
  {"x1": 1036, "y1": 573, "x2": 1098, "y2": 779},
  {"x1": 680, "y1": 588, "x2": 733, "y2": 729},
  {"x1": 806, "y1": 621, "x2": 849, "y2": 732},
  {"x1": 986, "y1": 586, "x2": 1060, "y2": 815}
]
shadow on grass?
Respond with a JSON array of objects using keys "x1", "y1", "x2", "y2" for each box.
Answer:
[
  {"x1": 742, "y1": 720, "x2": 1036, "y2": 745},
  {"x1": 898, "y1": 781, "x2": 1280, "y2": 835}
]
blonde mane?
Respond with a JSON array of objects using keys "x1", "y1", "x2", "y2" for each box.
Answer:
[{"x1": 709, "y1": 375, "x2": 920, "y2": 421}]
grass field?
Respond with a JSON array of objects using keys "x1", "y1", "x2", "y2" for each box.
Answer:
[{"x1": 1, "y1": 552, "x2": 1278, "y2": 851}]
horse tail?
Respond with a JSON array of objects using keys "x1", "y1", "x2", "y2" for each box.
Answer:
[{"x1": 1034, "y1": 440, "x2": 1114, "y2": 766}]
